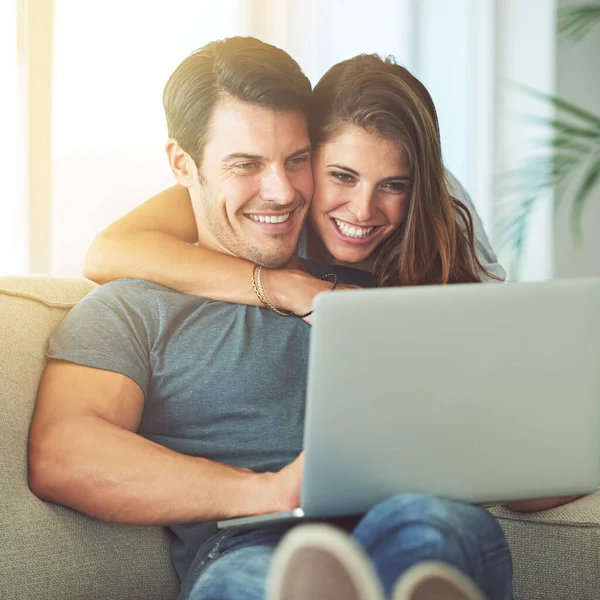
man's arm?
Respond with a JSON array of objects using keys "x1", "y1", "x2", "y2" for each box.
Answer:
[{"x1": 28, "y1": 360, "x2": 301, "y2": 525}]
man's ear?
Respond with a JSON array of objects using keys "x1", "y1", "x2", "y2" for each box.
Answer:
[{"x1": 166, "y1": 139, "x2": 199, "y2": 187}]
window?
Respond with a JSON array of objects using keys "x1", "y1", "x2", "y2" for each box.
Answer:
[
  {"x1": 51, "y1": 0, "x2": 246, "y2": 275},
  {"x1": 0, "y1": 0, "x2": 26, "y2": 274}
]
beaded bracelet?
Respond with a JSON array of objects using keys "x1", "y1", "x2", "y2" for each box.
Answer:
[{"x1": 251, "y1": 264, "x2": 338, "y2": 318}]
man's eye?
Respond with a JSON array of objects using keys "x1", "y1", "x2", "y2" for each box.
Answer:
[
  {"x1": 236, "y1": 162, "x2": 258, "y2": 170},
  {"x1": 330, "y1": 171, "x2": 355, "y2": 184},
  {"x1": 287, "y1": 156, "x2": 309, "y2": 168}
]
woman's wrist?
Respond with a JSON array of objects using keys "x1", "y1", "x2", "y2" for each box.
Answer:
[
  {"x1": 261, "y1": 268, "x2": 329, "y2": 316},
  {"x1": 260, "y1": 269, "x2": 298, "y2": 312}
]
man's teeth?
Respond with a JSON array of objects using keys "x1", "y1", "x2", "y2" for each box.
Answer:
[
  {"x1": 249, "y1": 212, "x2": 291, "y2": 224},
  {"x1": 334, "y1": 218, "x2": 375, "y2": 239}
]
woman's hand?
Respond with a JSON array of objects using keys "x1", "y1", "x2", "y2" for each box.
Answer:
[
  {"x1": 261, "y1": 269, "x2": 360, "y2": 324},
  {"x1": 503, "y1": 495, "x2": 583, "y2": 513}
]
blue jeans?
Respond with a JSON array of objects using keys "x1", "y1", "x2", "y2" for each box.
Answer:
[{"x1": 178, "y1": 494, "x2": 514, "y2": 600}]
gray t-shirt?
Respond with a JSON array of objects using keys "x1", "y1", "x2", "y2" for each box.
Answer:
[{"x1": 47, "y1": 260, "x2": 372, "y2": 581}]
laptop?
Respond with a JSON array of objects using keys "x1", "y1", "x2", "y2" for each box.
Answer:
[{"x1": 218, "y1": 278, "x2": 600, "y2": 529}]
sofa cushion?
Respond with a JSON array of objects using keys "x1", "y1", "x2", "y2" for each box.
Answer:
[
  {"x1": 489, "y1": 491, "x2": 600, "y2": 599},
  {"x1": 0, "y1": 276, "x2": 179, "y2": 600}
]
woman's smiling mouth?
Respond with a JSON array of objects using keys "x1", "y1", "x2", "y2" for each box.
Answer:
[{"x1": 331, "y1": 217, "x2": 383, "y2": 243}]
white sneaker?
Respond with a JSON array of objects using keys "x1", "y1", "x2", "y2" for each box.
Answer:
[
  {"x1": 266, "y1": 523, "x2": 385, "y2": 600},
  {"x1": 392, "y1": 561, "x2": 488, "y2": 600}
]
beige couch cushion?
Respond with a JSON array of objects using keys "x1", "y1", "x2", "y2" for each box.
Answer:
[
  {"x1": 489, "y1": 491, "x2": 600, "y2": 599},
  {"x1": 4, "y1": 276, "x2": 600, "y2": 600},
  {"x1": 0, "y1": 276, "x2": 179, "y2": 600}
]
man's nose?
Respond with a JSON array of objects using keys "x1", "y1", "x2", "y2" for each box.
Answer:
[
  {"x1": 348, "y1": 187, "x2": 375, "y2": 222},
  {"x1": 261, "y1": 167, "x2": 295, "y2": 205}
]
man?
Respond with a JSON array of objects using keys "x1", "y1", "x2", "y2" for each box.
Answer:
[{"x1": 29, "y1": 37, "x2": 515, "y2": 600}]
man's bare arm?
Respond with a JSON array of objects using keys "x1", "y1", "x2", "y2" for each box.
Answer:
[{"x1": 28, "y1": 360, "x2": 300, "y2": 525}]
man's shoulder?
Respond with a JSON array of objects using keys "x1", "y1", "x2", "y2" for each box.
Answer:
[
  {"x1": 91, "y1": 277, "x2": 158, "y2": 295},
  {"x1": 86, "y1": 278, "x2": 205, "y2": 307},
  {"x1": 73, "y1": 278, "x2": 210, "y2": 331},
  {"x1": 302, "y1": 260, "x2": 374, "y2": 288},
  {"x1": 78, "y1": 278, "x2": 160, "y2": 309}
]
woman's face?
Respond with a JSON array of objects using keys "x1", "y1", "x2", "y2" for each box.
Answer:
[{"x1": 310, "y1": 124, "x2": 411, "y2": 264}]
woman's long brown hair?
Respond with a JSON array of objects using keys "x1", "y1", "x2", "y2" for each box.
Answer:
[{"x1": 311, "y1": 54, "x2": 498, "y2": 286}]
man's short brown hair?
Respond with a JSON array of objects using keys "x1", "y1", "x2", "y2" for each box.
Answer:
[{"x1": 163, "y1": 36, "x2": 312, "y2": 168}]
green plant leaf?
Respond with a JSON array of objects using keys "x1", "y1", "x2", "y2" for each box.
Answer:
[
  {"x1": 495, "y1": 190, "x2": 546, "y2": 246},
  {"x1": 524, "y1": 118, "x2": 600, "y2": 139},
  {"x1": 558, "y1": 2, "x2": 600, "y2": 41},
  {"x1": 550, "y1": 137, "x2": 594, "y2": 154},
  {"x1": 497, "y1": 154, "x2": 579, "y2": 194},
  {"x1": 513, "y1": 85, "x2": 600, "y2": 127},
  {"x1": 496, "y1": 3, "x2": 600, "y2": 275},
  {"x1": 570, "y1": 154, "x2": 600, "y2": 241},
  {"x1": 494, "y1": 192, "x2": 542, "y2": 278}
]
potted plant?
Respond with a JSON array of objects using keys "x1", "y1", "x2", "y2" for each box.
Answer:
[{"x1": 495, "y1": 1, "x2": 600, "y2": 276}]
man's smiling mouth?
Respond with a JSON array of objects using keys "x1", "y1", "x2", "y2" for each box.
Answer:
[{"x1": 247, "y1": 212, "x2": 291, "y2": 224}]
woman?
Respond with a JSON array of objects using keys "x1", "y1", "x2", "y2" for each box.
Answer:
[{"x1": 84, "y1": 54, "x2": 503, "y2": 314}]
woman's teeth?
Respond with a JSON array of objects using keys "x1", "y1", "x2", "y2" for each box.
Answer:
[
  {"x1": 249, "y1": 212, "x2": 291, "y2": 224},
  {"x1": 334, "y1": 218, "x2": 375, "y2": 239}
]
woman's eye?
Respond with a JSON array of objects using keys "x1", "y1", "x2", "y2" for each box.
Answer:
[
  {"x1": 381, "y1": 182, "x2": 410, "y2": 194},
  {"x1": 330, "y1": 171, "x2": 355, "y2": 184}
]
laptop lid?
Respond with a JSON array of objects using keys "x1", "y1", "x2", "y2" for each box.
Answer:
[{"x1": 301, "y1": 278, "x2": 600, "y2": 518}]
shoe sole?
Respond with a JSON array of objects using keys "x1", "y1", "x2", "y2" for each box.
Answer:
[
  {"x1": 392, "y1": 561, "x2": 487, "y2": 600},
  {"x1": 266, "y1": 523, "x2": 385, "y2": 600}
]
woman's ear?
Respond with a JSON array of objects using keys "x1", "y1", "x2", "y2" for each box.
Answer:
[{"x1": 166, "y1": 139, "x2": 199, "y2": 188}]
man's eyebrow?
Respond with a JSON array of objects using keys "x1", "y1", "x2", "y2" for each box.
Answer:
[
  {"x1": 286, "y1": 145, "x2": 312, "y2": 160},
  {"x1": 221, "y1": 146, "x2": 311, "y2": 163},
  {"x1": 327, "y1": 164, "x2": 411, "y2": 181},
  {"x1": 222, "y1": 153, "x2": 263, "y2": 163}
]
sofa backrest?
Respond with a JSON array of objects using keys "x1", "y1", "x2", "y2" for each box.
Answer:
[{"x1": 0, "y1": 276, "x2": 179, "y2": 600}]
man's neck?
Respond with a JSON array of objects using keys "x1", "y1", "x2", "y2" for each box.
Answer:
[{"x1": 282, "y1": 254, "x2": 304, "y2": 270}]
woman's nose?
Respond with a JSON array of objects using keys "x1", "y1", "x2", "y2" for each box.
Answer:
[{"x1": 348, "y1": 188, "x2": 374, "y2": 222}]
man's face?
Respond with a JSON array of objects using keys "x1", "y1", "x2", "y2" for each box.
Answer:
[{"x1": 188, "y1": 97, "x2": 313, "y2": 268}]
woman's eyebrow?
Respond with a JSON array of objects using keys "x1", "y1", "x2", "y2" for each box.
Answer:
[
  {"x1": 327, "y1": 163, "x2": 359, "y2": 175},
  {"x1": 327, "y1": 164, "x2": 411, "y2": 182},
  {"x1": 380, "y1": 174, "x2": 411, "y2": 182}
]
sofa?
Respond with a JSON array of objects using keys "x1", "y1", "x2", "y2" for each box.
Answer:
[{"x1": 1, "y1": 274, "x2": 599, "y2": 600}]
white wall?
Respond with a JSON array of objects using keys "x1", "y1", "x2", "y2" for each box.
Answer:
[
  {"x1": 493, "y1": 0, "x2": 557, "y2": 281},
  {"x1": 278, "y1": 0, "x2": 415, "y2": 86},
  {"x1": 553, "y1": 0, "x2": 600, "y2": 278},
  {"x1": 5, "y1": 0, "x2": 567, "y2": 279},
  {"x1": 0, "y1": 0, "x2": 27, "y2": 274},
  {"x1": 50, "y1": 0, "x2": 247, "y2": 275},
  {"x1": 275, "y1": 0, "x2": 497, "y2": 234}
]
